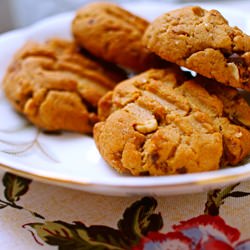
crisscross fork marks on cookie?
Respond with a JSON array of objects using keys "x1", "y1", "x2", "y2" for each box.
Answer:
[
  {"x1": 95, "y1": 68, "x2": 250, "y2": 175},
  {"x1": 3, "y1": 38, "x2": 126, "y2": 133}
]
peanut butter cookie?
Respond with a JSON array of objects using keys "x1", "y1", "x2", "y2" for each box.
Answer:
[
  {"x1": 72, "y1": 2, "x2": 165, "y2": 72},
  {"x1": 3, "y1": 38, "x2": 126, "y2": 133},
  {"x1": 94, "y1": 68, "x2": 250, "y2": 176},
  {"x1": 143, "y1": 6, "x2": 250, "y2": 90}
]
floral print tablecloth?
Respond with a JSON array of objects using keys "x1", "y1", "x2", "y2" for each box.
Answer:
[{"x1": 0, "y1": 169, "x2": 250, "y2": 249}]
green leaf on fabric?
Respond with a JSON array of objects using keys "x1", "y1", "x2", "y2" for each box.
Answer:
[
  {"x1": 3, "y1": 172, "x2": 32, "y2": 203},
  {"x1": 224, "y1": 191, "x2": 250, "y2": 198},
  {"x1": 75, "y1": 222, "x2": 129, "y2": 250},
  {"x1": 26, "y1": 221, "x2": 129, "y2": 250},
  {"x1": 204, "y1": 183, "x2": 240, "y2": 216},
  {"x1": 25, "y1": 197, "x2": 163, "y2": 249},
  {"x1": 117, "y1": 196, "x2": 163, "y2": 245}
]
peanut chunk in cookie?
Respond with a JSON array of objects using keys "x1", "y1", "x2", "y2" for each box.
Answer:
[
  {"x1": 143, "y1": 6, "x2": 250, "y2": 90},
  {"x1": 94, "y1": 68, "x2": 250, "y2": 176}
]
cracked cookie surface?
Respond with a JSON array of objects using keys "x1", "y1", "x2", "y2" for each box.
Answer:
[
  {"x1": 143, "y1": 6, "x2": 250, "y2": 90},
  {"x1": 72, "y1": 2, "x2": 165, "y2": 72},
  {"x1": 94, "y1": 68, "x2": 250, "y2": 176},
  {"x1": 2, "y1": 38, "x2": 126, "y2": 133}
]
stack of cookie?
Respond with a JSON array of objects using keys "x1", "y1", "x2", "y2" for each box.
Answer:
[{"x1": 3, "y1": 3, "x2": 250, "y2": 176}]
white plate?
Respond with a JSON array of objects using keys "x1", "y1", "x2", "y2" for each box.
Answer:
[{"x1": 0, "y1": 2, "x2": 250, "y2": 196}]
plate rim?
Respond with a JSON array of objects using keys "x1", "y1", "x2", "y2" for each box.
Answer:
[{"x1": 0, "y1": 2, "x2": 250, "y2": 195}]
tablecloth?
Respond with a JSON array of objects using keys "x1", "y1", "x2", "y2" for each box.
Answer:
[
  {"x1": 1, "y1": 0, "x2": 250, "y2": 249},
  {"x1": 0, "y1": 169, "x2": 250, "y2": 249}
]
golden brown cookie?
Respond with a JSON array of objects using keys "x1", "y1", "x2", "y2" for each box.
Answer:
[
  {"x1": 3, "y1": 38, "x2": 126, "y2": 133},
  {"x1": 94, "y1": 68, "x2": 250, "y2": 176},
  {"x1": 72, "y1": 2, "x2": 165, "y2": 72},
  {"x1": 143, "y1": 6, "x2": 250, "y2": 90}
]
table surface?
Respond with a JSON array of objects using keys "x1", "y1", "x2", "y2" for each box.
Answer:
[
  {"x1": 1, "y1": 1, "x2": 250, "y2": 249},
  {"x1": 0, "y1": 170, "x2": 250, "y2": 249}
]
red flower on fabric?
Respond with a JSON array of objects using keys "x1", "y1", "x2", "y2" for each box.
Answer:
[{"x1": 133, "y1": 215, "x2": 250, "y2": 250}]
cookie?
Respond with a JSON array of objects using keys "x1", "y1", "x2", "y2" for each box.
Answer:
[
  {"x1": 3, "y1": 38, "x2": 126, "y2": 133},
  {"x1": 94, "y1": 68, "x2": 250, "y2": 176},
  {"x1": 143, "y1": 6, "x2": 250, "y2": 90},
  {"x1": 72, "y1": 2, "x2": 165, "y2": 72}
]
